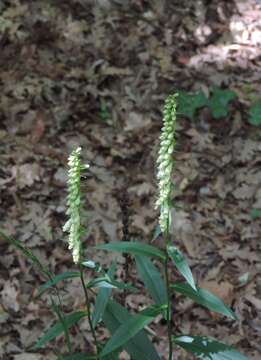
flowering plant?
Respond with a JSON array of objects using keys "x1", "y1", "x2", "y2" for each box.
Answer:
[{"x1": 1, "y1": 94, "x2": 248, "y2": 360}]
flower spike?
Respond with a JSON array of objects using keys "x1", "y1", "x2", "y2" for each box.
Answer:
[
  {"x1": 63, "y1": 147, "x2": 89, "y2": 263},
  {"x1": 156, "y1": 94, "x2": 178, "y2": 232}
]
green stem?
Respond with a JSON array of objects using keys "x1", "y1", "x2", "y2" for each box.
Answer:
[
  {"x1": 164, "y1": 227, "x2": 173, "y2": 360},
  {"x1": 46, "y1": 270, "x2": 72, "y2": 355},
  {"x1": 79, "y1": 263, "x2": 99, "y2": 359},
  {"x1": 50, "y1": 294, "x2": 72, "y2": 355},
  {"x1": 53, "y1": 286, "x2": 72, "y2": 354}
]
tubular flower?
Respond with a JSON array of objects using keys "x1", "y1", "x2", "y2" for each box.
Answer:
[
  {"x1": 155, "y1": 94, "x2": 178, "y2": 232},
  {"x1": 63, "y1": 147, "x2": 89, "y2": 264}
]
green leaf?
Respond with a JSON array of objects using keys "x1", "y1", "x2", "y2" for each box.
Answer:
[
  {"x1": 57, "y1": 353, "x2": 96, "y2": 360},
  {"x1": 178, "y1": 90, "x2": 208, "y2": 119},
  {"x1": 100, "y1": 99, "x2": 111, "y2": 122},
  {"x1": 0, "y1": 229, "x2": 51, "y2": 278},
  {"x1": 92, "y1": 262, "x2": 116, "y2": 328},
  {"x1": 87, "y1": 277, "x2": 117, "y2": 289},
  {"x1": 167, "y1": 245, "x2": 196, "y2": 291},
  {"x1": 82, "y1": 260, "x2": 102, "y2": 272},
  {"x1": 34, "y1": 311, "x2": 86, "y2": 349},
  {"x1": 135, "y1": 255, "x2": 167, "y2": 306},
  {"x1": 102, "y1": 303, "x2": 165, "y2": 357},
  {"x1": 250, "y1": 208, "x2": 261, "y2": 219},
  {"x1": 207, "y1": 87, "x2": 236, "y2": 119},
  {"x1": 87, "y1": 276, "x2": 137, "y2": 292},
  {"x1": 50, "y1": 297, "x2": 72, "y2": 354},
  {"x1": 248, "y1": 102, "x2": 261, "y2": 126},
  {"x1": 96, "y1": 242, "x2": 165, "y2": 261},
  {"x1": 152, "y1": 224, "x2": 162, "y2": 241},
  {"x1": 171, "y1": 282, "x2": 237, "y2": 320},
  {"x1": 38, "y1": 272, "x2": 80, "y2": 296},
  {"x1": 173, "y1": 335, "x2": 248, "y2": 359},
  {"x1": 103, "y1": 300, "x2": 160, "y2": 360},
  {"x1": 238, "y1": 272, "x2": 249, "y2": 286}
]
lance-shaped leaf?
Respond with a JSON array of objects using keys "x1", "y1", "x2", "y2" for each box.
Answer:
[
  {"x1": 103, "y1": 300, "x2": 160, "y2": 360},
  {"x1": 34, "y1": 311, "x2": 86, "y2": 349},
  {"x1": 173, "y1": 335, "x2": 248, "y2": 360},
  {"x1": 87, "y1": 277, "x2": 137, "y2": 292},
  {"x1": 167, "y1": 245, "x2": 196, "y2": 290},
  {"x1": 96, "y1": 242, "x2": 165, "y2": 261},
  {"x1": 38, "y1": 272, "x2": 80, "y2": 296},
  {"x1": 171, "y1": 282, "x2": 237, "y2": 320},
  {"x1": 92, "y1": 262, "x2": 116, "y2": 328},
  {"x1": 135, "y1": 255, "x2": 167, "y2": 306},
  {"x1": 102, "y1": 304, "x2": 165, "y2": 357},
  {"x1": 0, "y1": 229, "x2": 51, "y2": 278}
]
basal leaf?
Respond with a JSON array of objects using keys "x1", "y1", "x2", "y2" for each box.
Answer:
[
  {"x1": 38, "y1": 272, "x2": 80, "y2": 296},
  {"x1": 167, "y1": 245, "x2": 196, "y2": 291},
  {"x1": 34, "y1": 311, "x2": 86, "y2": 349},
  {"x1": 135, "y1": 255, "x2": 167, "y2": 306},
  {"x1": 248, "y1": 102, "x2": 261, "y2": 126},
  {"x1": 173, "y1": 335, "x2": 248, "y2": 359},
  {"x1": 96, "y1": 242, "x2": 165, "y2": 261},
  {"x1": 102, "y1": 304, "x2": 165, "y2": 357},
  {"x1": 207, "y1": 87, "x2": 236, "y2": 119},
  {"x1": 250, "y1": 208, "x2": 261, "y2": 219},
  {"x1": 172, "y1": 282, "x2": 237, "y2": 320},
  {"x1": 103, "y1": 300, "x2": 160, "y2": 360},
  {"x1": 178, "y1": 91, "x2": 208, "y2": 119}
]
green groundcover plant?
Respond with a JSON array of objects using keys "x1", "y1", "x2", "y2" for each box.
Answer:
[{"x1": 0, "y1": 94, "x2": 249, "y2": 360}]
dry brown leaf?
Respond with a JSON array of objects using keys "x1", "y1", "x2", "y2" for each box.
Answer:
[
  {"x1": 12, "y1": 163, "x2": 42, "y2": 189},
  {"x1": 244, "y1": 295, "x2": 261, "y2": 311},
  {"x1": 31, "y1": 113, "x2": 46, "y2": 144},
  {"x1": 124, "y1": 112, "x2": 152, "y2": 132},
  {"x1": 101, "y1": 66, "x2": 132, "y2": 76},
  {"x1": 1, "y1": 279, "x2": 20, "y2": 312},
  {"x1": 13, "y1": 354, "x2": 46, "y2": 360}
]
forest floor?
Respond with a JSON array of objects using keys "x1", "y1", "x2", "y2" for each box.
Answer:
[{"x1": 0, "y1": 1, "x2": 260, "y2": 359}]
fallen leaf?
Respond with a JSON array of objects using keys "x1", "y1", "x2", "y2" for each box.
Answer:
[
  {"x1": 31, "y1": 113, "x2": 46, "y2": 144},
  {"x1": 12, "y1": 163, "x2": 42, "y2": 189},
  {"x1": 1, "y1": 279, "x2": 20, "y2": 312}
]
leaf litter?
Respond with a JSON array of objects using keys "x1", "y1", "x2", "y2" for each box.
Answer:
[{"x1": 0, "y1": 0, "x2": 260, "y2": 359}]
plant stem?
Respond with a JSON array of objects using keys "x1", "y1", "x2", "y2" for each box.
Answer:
[
  {"x1": 79, "y1": 263, "x2": 99, "y2": 359},
  {"x1": 53, "y1": 286, "x2": 72, "y2": 354},
  {"x1": 164, "y1": 228, "x2": 173, "y2": 360},
  {"x1": 46, "y1": 270, "x2": 72, "y2": 355}
]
